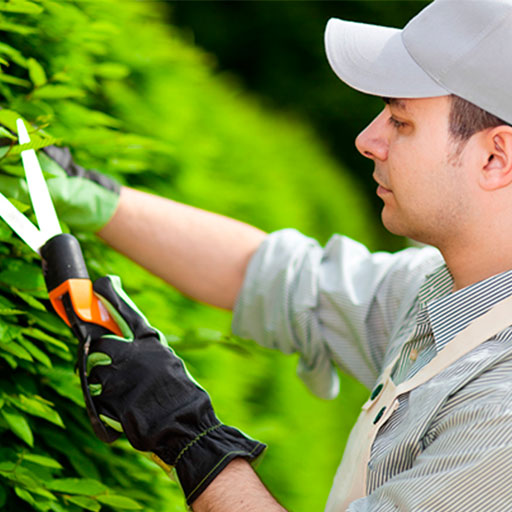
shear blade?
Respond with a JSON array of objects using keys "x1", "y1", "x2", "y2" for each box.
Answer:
[
  {"x1": 0, "y1": 192, "x2": 48, "y2": 253},
  {"x1": 17, "y1": 119, "x2": 61, "y2": 240}
]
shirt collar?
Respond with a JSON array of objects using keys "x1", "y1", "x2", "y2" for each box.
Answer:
[{"x1": 418, "y1": 265, "x2": 512, "y2": 351}]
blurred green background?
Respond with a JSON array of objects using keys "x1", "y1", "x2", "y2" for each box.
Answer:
[
  {"x1": 0, "y1": 1, "x2": 426, "y2": 511},
  {"x1": 170, "y1": 0, "x2": 429, "y2": 251}
]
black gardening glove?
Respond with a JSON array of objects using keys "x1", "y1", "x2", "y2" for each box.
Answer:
[{"x1": 87, "y1": 275, "x2": 266, "y2": 505}]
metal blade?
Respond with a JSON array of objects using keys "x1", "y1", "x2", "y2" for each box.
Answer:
[
  {"x1": 0, "y1": 192, "x2": 48, "y2": 253},
  {"x1": 16, "y1": 119, "x2": 61, "y2": 239}
]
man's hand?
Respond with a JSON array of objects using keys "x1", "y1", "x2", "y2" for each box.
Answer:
[
  {"x1": 0, "y1": 145, "x2": 120, "y2": 232},
  {"x1": 87, "y1": 275, "x2": 266, "y2": 505}
]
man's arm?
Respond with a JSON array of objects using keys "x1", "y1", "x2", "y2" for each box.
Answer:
[
  {"x1": 192, "y1": 459, "x2": 287, "y2": 512},
  {"x1": 98, "y1": 186, "x2": 267, "y2": 310}
]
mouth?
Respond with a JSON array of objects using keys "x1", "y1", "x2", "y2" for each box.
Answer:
[
  {"x1": 373, "y1": 173, "x2": 392, "y2": 196},
  {"x1": 376, "y1": 185, "x2": 392, "y2": 197}
]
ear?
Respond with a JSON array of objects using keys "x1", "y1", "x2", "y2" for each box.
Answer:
[{"x1": 479, "y1": 126, "x2": 512, "y2": 191}]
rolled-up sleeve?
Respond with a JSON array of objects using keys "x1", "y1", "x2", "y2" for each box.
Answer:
[{"x1": 232, "y1": 229, "x2": 441, "y2": 398}]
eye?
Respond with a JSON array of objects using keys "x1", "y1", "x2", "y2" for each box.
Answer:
[{"x1": 388, "y1": 116, "x2": 407, "y2": 129}]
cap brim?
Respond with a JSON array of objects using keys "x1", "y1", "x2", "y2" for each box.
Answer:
[{"x1": 325, "y1": 18, "x2": 448, "y2": 98}]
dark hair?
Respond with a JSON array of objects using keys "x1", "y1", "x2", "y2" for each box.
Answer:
[{"x1": 449, "y1": 95, "x2": 511, "y2": 142}]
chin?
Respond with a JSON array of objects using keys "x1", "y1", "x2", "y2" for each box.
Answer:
[
  {"x1": 381, "y1": 212, "x2": 423, "y2": 242},
  {"x1": 381, "y1": 211, "x2": 404, "y2": 237}
]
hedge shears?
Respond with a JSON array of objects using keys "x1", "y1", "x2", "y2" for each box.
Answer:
[{"x1": 0, "y1": 119, "x2": 122, "y2": 442}]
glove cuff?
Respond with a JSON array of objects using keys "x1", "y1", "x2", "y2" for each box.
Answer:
[{"x1": 156, "y1": 423, "x2": 266, "y2": 505}]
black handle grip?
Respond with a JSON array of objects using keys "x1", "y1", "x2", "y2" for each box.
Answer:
[{"x1": 41, "y1": 233, "x2": 89, "y2": 290}]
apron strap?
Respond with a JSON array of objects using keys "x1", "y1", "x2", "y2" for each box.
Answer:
[
  {"x1": 326, "y1": 291, "x2": 512, "y2": 512},
  {"x1": 396, "y1": 292, "x2": 512, "y2": 395}
]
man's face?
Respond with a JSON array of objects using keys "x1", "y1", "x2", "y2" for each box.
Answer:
[{"x1": 355, "y1": 96, "x2": 471, "y2": 247}]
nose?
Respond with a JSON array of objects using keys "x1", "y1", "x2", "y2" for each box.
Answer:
[{"x1": 355, "y1": 108, "x2": 389, "y2": 162}]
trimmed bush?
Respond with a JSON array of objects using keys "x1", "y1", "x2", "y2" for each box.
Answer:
[{"x1": 0, "y1": 1, "x2": 373, "y2": 510}]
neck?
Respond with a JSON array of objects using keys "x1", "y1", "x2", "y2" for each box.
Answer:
[{"x1": 441, "y1": 234, "x2": 512, "y2": 291}]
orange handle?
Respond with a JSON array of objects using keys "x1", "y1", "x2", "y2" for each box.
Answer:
[{"x1": 49, "y1": 278, "x2": 122, "y2": 336}]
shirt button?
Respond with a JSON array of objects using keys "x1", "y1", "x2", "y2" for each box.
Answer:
[
  {"x1": 373, "y1": 406, "x2": 387, "y2": 424},
  {"x1": 370, "y1": 383, "x2": 383, "y2": 400},
  {"x1": 409, "y1": 348, "x2": 418, "y2": 361}
]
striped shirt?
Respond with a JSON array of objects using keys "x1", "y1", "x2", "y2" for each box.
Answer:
[{"x1": 232, "y1": 229, "x2": 512, "y2": 511}]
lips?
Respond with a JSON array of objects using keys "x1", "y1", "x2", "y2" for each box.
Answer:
[
  {"x1": 377, "y1": 185, "x2": 392, "y2": 197},
  {"x1": 373, "y1": 173, "x2": 392, "y2": 194}
]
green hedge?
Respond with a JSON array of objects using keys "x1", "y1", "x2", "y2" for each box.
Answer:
[{"x1": 0, "y1": 1, "x2": 375, "y2": 510}]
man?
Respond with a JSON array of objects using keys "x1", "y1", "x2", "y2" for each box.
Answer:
[{"x1": 25, "y1": 0, "x2": 512, "y2": 509}]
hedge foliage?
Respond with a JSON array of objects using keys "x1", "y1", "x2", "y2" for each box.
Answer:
[{"x1": 0, "y1": 1, "x2": 376, "y2": 510}]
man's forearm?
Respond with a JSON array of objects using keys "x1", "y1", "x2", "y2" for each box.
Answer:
[
  {"x1": 98, "y1": 187, "x2": 267, "y2": 309},
  {"x1": 192, "y1": 459, "x2": 287, "y2": 512}
]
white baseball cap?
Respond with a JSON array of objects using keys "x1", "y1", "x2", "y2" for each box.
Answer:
[{"x1": 325, "y1": 0, "x2": 512, "y2": 124}]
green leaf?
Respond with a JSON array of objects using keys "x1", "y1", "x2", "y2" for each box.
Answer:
[
  {"x1": 8, "y1": 136, "x2": 61, "y2": 156},
  {"x1": 33, "y1": 85, "x2": 85, "y2": 100},
  {"x1": 14, "y1": 486, "x2": 35, "y2": 506},
  {"x1": 51, "y1": 71, "x2": 70, "y2": 83},
  {"x1": 0, "y1": 461, "x2": 17, "y2": 472},
  {"x1": 0, "y1": 126, "x2": 16, "y2": 140},
  {"x1": 0, "y1": 72, "x2": 31, "y2": 87},
  {"x1": 0, "y1": 21, "x2": 37, "y2": 35},
  {"x1": 27, "y1": 484, "x2": 57, "y2": 501},
  {"x1": 0, "y1": 293, "x2": 24, "y2": 314},
  {"x1": 4, "y1": 196, "x2": 30, "y2": 213},
  {"x1": 47, "y1": 502, "x2": 68, "y2": 512},
  {"x1": 0, "y1": 109, "x2": 23, "y2": 131},
  {"x1": 40, "y1": 366, "x2": 82, "y2": 406},
  {"x1": 28, "y1": 310, "x2": 69, "y2": 336},
  {"x1": 11, "y1": 289, "x2": 47, "y2": 311},
  {"x1": 0, "y1": 307, "x2": 25, "y2": 315},
  {"x1": 96, "y1": 494, "x2": 142, "y2": 510},
  {"x1": 0, "y1": 260, "x2": 46, "y2": 292},
  {"x1": 1, "y1": 407, "x2": 33, "y2": 446},
  {"x1": 3, "y1": 465, "x2": 39, "y2": 490},
  {"x1": 45, "y1": 478, "x2": 108, "y2": 496},
  {"x1": 0, "y1": 321, "x2": 23, "y2": 341},
  {"x1": 66, "y1": 495, "x2": 101, "y2": 512},
  {"x1": 0, "y1": 42, "x2": 26, "y2": 67},
  {"x1": 22, "y1": 454, "x2": 62, "y2": 469},
  {"x1": 94, "y1": 62, "x2": 129, "y2": 80},
  {"x1": 0, "y1": 338, "x2": 33, "y2": 361},
  {"x1": 8, "y1": 395, "x2": 65, "y2": 427},
  {"x1": 28, "y1": 58, "x2": 47, "y2": 88},
  {"x1": 17, "y1": 337, "x2": 52, "y2": 368},
  {"x1": 0, "y1": 219, "x2": 14, "y2": 242},
  {"x1": 0, "y1": 1, "x2": 43, "y2": 14},
  {"x1": 0, "y1": 162, "x2": 24, "y2": 177},
  {"x1": 22, "y1": 328, "x2": 71, "y2": 362},
  {"x1": 22, "y1": 327, "x2": 70, "y2": 350},
  {"x1": 0, "y1": 351, "x2": 17, "y2": 368},
  {"x1": 0, "y1": 145, "x2": 11, "y2": 159},
  {"x1": 39, "y1": 428, "x2": 99, "y2": 480}
]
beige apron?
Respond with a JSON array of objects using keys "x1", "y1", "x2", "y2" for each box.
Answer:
[{"x1": 325, "y1": 293, "x2": 512, "y2": 512}]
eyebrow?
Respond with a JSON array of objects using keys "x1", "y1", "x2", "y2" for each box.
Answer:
[{"x1": 382, "y1": 97, "x2": 409, "y2": 112}]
